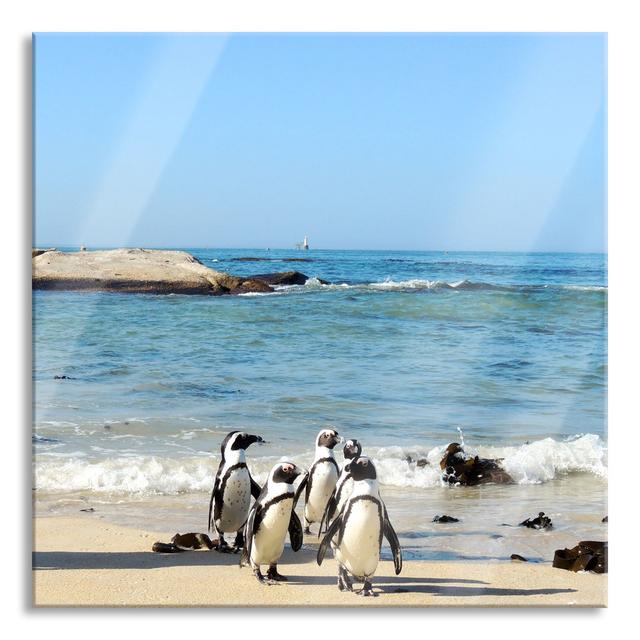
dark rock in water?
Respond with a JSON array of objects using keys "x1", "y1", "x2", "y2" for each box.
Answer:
[
  {"x1": 250, "y1": 271, "x2": 320, "y2": 286},
  {"x1": 79, "y1": 507, "x2": 95, "y2": 513},
  {"x1": 227, "y1": 279, "x2": 273, "y2": 295},
  {"x1": 433, "y1": 514, "x2": 460, "y2": 523},
  {"x1": 510, "y1": 554, "x2": 528, "y2": 562},
  {"x1": 54, "y1": 375, "x2": 74, "y2": 380},
  {"x1": 553, "y1": 541, "x2": 607, "y2": 574},
  {"x1": 602, "y1": 515, "x2": 608, "y2": 523},
  {"x1": 405, "y1": 456, "x2": 429, "y2": 467},
  {"x1": 152, "y1": 542, "x2": 184, "y2": 553},
  {"x1": 519, "y1": 512, "x2": 553, "y2": 530},
  {"x1": 171, "y1": 532, "x2": 217, "y2": 550},
  {"x1": 440, "y1": 442, "x2": 513, "y2": 486}
]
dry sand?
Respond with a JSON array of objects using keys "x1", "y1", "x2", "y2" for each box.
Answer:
[{"x1": 32, "y1": 516, "x2": 606, "y2": 607}]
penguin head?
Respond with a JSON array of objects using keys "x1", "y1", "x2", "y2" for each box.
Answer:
[
  {"x1": 343, "y1": 439, "x2": 361, "y2": 460},
  {"x1": 349, "y1": 456, "x2": 377, "y2": 481},
  {"x1": 271, "y1": 462, "x2": 304, "y2": 485},
  {"x1": 221, "y1": 431, "x2": 265, "y2": 457},
  {"x1": 316, "y1": 428, "x2": 342, "y2": 449}
]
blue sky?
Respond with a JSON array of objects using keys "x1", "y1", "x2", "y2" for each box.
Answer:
[{"x1": 34, "y1": 33, "x2": 606, "y2": 251}]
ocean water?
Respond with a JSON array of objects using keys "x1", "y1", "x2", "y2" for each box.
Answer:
[{"x1": 33, "y1": 249, "x2": 607, "y2": 562}]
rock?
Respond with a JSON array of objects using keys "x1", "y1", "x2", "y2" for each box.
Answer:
[
  {"x1": 31, "y1": 248, "x2": 326, "y2": 296},
  {"x1": 54, "y1": 375, "x2": 74, "y2": 380},
  {"x1": 432, "y1": 515, "x2": 460, "y2": 523},
  {"x1": 249, "y1": 271, "x2": 312, "y2": 286},
  {"x1": 171, "y1": 532, "x2": 217, "y2": 550},
  {"x1": 519, "y1": 512, "x2": 553, "y2": 530},
  {"x1": 79, "y1": 507, "x2": 95, "y2": 513},
  {"x1": 440, "y1": 442, "x2": 513, "y2": 485},
  {"x1": 553, "y1": 541, "x2": 607, "y2": 573},
  {"x1": 33, "y1": 248, "x2": 226, "y2": 294},
  {"x1": 32, "y1": 248, "x2": 56, "y2": 258},
  {"x1": 227, "y1": 279, "x2": 273, "y2": 295},
  {"x1": 510, "y1": 554, "x2": 528, "y2": 562},
  {"x1": 602, "y1": 515, "x2": 608, "y2": 523},
  {"x1": 152, "y1": 542, "x2": 184, "y2": 553},
  {"x1": 405, "y1": 456, "x2": 428, "y2": 467}
]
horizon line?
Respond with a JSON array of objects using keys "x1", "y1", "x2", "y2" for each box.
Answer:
[{"x1": 32, "y1": 243, "x2": 608, "y2": 255}]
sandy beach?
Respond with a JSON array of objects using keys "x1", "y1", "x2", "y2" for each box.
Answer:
[{"x1": 32, "y1": 516, "x2": 606, "y2": 607}]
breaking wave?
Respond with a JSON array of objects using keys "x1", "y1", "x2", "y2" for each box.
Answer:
[
  {"x1": 34, "y1": 434, "x2": 606, "y2": 495},
  {"x1": 273, "y1": 278, "x2": 607, "y2": 295}
]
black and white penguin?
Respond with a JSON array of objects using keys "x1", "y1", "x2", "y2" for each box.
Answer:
[
  {"x1": 208, "y1": 431, "x2": 264, "y2": 552},
  {"x1": 295, "y1": 428, "x2": 342, "y2": 534},
  {"x1": 240, "y1": 461, "x2": 304, "y2": 584},
  {"x1": 317, "y1": 456, "x2": 402, "y2": 597},
  {"x1": 319, "y1": 438, "x2": 362, "y2": 534}
]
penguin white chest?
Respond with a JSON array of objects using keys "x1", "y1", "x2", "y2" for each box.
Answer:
[
  {"x1": 252, "y1": 497, "x2": 293, "y2": 566},
  {"x1": 335, "y1": 499, "x2": 381, "y2": 579},
  {"x1": 217, "y1": 466, "x2": 251, "y2": 533},
  {"x1": 305, "y1": 462, "x2": 338, "y2": 522}
]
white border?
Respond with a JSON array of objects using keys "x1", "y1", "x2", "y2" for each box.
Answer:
[{"x1": 4, "y1": 0, "x2": 639, "y2": 636}]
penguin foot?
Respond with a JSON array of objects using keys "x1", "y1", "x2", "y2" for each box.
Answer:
[
  {"x1": 216, "y1": 536, "x2": 233, "y2": 553},
  {"x1": 253, "y1": 568, "x2": 278, "y2": 586},
  {"x1": 267, "y1": 567, "x2": 288, "y2": 582},
  {"x1": 356, "y1": 580, "x2": 377, "y2": 597},
  {"x1": 303, "y1": 526, "x2": 311, "y2": 535}
]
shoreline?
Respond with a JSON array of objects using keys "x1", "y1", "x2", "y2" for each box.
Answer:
[{"x1": 32, "y1": 516, "x2": 607, "y2": 607}]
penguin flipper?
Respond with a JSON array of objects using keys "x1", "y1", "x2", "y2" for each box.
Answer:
[
  {"x1": 249, "y1": 473, "x2": 262, "y2": 499},
  {"x1": 382, "y1": 504, "x2": 403, "y2": 575},
  {"x1": 208, "y1": 473, "x2": 221, "y2": 533},
  {"x1": 319, "y1": 491, "x2": 338, "y2": 537},
  {"x1": 241, "y1": 501, "x2": 258, "y2": 566},
  {"x1": 293, "y1": 472, "x2": 308, "y2": 509},
  {"x1": 317, "y1": 513, "x2": 343, "y2": 566},
  {"x1": 288, "y1": 510, "x2": 303, "y2": 552}
]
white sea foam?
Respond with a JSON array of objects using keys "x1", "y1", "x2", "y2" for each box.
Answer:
[
  {"x1": 34, "y1": 434, "x2": 606, "y2": 495},
  {"x1": 272, "y1": 278, "x2": 607, "y2": 295}
]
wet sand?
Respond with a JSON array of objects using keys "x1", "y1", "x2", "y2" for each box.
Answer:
[{"x1": 32, "y1": 516, "x2": 606, "y2": 607}]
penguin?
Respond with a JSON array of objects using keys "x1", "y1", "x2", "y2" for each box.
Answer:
[
  {"x1": 240, "y1": 461, "x2": 304, "y2": 584},
  {"x1": 317, "y1": 456, "x2": 402, "y2": 597},
  {"x1": 294, "y1": 428, "x2": 342, "y2": 534},
  {"x1": 319, "y1": 438, "x2": 362, "y2": 534},
  {"x1": 208, "y1": 431, "x2": 264, "y2": 552}
]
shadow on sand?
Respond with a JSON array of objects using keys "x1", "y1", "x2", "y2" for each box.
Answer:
[{"x1": 32, "y1": 550, "x2": 576, "y2": 599}]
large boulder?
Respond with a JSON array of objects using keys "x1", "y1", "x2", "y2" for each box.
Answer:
[{"x1": 32, "y1": 249, "x2": 321, "y2": 296}]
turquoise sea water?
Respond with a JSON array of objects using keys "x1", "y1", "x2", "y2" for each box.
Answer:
[{"x1": 33, "y1": 249, "x2": 607, "y2": 561}]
